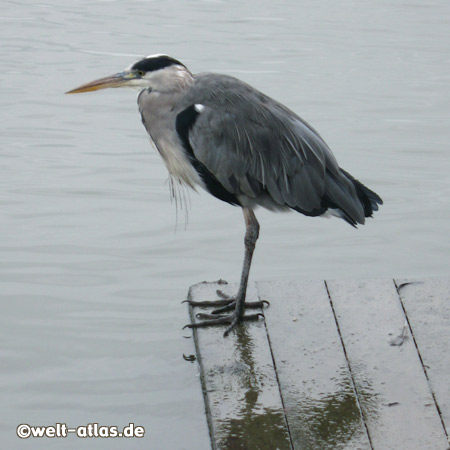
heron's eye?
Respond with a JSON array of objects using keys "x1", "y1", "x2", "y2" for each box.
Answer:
[{"x1": 137, "y1": 70, "x2": 146, "y2": 77}]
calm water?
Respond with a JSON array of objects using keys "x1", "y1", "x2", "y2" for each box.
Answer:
[{"x1": 1, "y1": 1, "x2": 449, "y2": 448}]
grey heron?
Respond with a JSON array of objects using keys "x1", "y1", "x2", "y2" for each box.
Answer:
[{"x1": 67, "y1": 54, "x2": 382, "y2": 336}]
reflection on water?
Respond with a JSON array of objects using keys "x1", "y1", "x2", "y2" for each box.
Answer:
[
  {"x1": 208, "y1": 325, "x2": 377, "y2": 450},
  {"x1": 214, "y1": 326, "x2": 291, "y2": 450},
  {"x1": 288, "y1": 370, "x2": 376, "y2": 449},
  {"x1": 218, "y1": 409, "x2": 290, "y2": 450},
  {"x1": 207, "y1": 323, "x2": 378, "y2": 449}
]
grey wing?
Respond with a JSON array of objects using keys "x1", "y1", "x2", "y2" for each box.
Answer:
[{"x1": 183, "y1": 73, "x2": 365, "y2": 222}]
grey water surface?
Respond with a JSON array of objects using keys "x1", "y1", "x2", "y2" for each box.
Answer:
[{"x1": 1, "y1": 1, "x2": 449, "y2": 449}]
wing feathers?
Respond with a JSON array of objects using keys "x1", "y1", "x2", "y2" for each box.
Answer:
[{"x1": 177, "y1": 73, "x2": 381, "y2": 223}]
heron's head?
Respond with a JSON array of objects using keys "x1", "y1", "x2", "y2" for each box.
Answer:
[{"x1": 66, "y1": 54, "x2": 192, "y2": 94}]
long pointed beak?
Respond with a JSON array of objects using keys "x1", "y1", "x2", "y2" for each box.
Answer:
[{"x1": 66, "y1": 71, "x2": 138, "y2": 94}]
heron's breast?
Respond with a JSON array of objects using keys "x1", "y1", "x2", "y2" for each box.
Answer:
[{"x1": 152, "y1": 135, "x2": 204, "y2": 189}]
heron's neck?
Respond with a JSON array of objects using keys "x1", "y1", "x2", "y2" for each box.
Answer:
[
  {"x1": 152, "y1": 67, "x2": 194, "y2": 94},
  {"x1": 174, "y1": 67, "x2": 194, "y2": 92}
]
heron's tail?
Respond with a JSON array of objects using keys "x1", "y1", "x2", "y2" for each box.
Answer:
[
  {"x1": 340, "y1": 168, "x2": 383, "y2": 219},
  {"x1": 322, "y1": 168, "x2": 383, "y2": 227}
]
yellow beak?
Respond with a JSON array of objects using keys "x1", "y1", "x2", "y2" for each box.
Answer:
[{"x1": 66, "y1": 71, "x2": 138, "y2": 94}]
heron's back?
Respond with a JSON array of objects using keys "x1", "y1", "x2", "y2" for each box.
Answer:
[{"x1": 173, "y1": 72, "x2": 382, "y2": 225}]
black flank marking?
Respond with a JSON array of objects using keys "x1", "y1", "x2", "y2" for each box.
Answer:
[
  {"x1": 176, "y1": 105, "x2": 242, "y2": 207},
  {"x1": 132, "y1": 55, "x2": 186, "y2": 73}
]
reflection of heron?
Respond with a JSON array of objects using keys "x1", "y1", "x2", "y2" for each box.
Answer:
[{"x1": 67, "y1": 54, "x2": 382, "y2": 335}]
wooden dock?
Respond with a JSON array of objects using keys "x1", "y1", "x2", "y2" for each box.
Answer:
[{"x1": 187, "y1": 278, "x2": 450, "y2": 450}]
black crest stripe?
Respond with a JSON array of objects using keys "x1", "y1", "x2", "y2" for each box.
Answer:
[{"x1": 132, "y1": 55, "x2": 185, "y2": 73}]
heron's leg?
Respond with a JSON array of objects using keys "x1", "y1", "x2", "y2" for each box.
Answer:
[
  {"x1": 185, "y1": 209, "x2": 263, "y2": 337},
  {"x1": 227, "y1": 208, "x2": 260, "y2": 326}
]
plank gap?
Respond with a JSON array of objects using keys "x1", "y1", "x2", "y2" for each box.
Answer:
[
  {"x1": 394, "y1": 279, "x2": 449, "y2": 442},
  {"x1": 261, "y1": 295, "x2": 295, "y2": 450},
  {"x1": 324, "y1": 280, "x2": 375, "y2": 450}
]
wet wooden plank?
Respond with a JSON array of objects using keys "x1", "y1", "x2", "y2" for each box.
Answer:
[
  {"x1": 257, "y1": 280, "x2": 371, "y2": 450},
  {"x1": 396, "y1": 278, "x2": 450, "y2": 435},
  {"x1": 187, "y1": 281, "x2": 292, "y2": 450},
  {"x1": 326, "y1": 279, "x2": 449, "y2": 450}
]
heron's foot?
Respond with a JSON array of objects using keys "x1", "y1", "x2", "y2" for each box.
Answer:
[
  {"x1": 183, "y1": 289, "x2": 269, "y2": 314},
  {"x1": 211, "y1": 290, "x2": 269, "y2": 314},
  {"x1": 184, "y1": 311, "x2": 264, "y2": 337}
]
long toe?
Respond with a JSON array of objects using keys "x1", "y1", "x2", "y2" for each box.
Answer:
[
  {"x1": 184, "y1": 312, "x2": 263, "y2": 337},
  {"x1": 182, "y1": 299, "x2": 235, "y2": 307},
  {"x1": 211, "y1": 301, "x2": 236, "y2": 314},
  {"x1": 211, "y1": 300, "x2": 269, "y2": 315}
]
